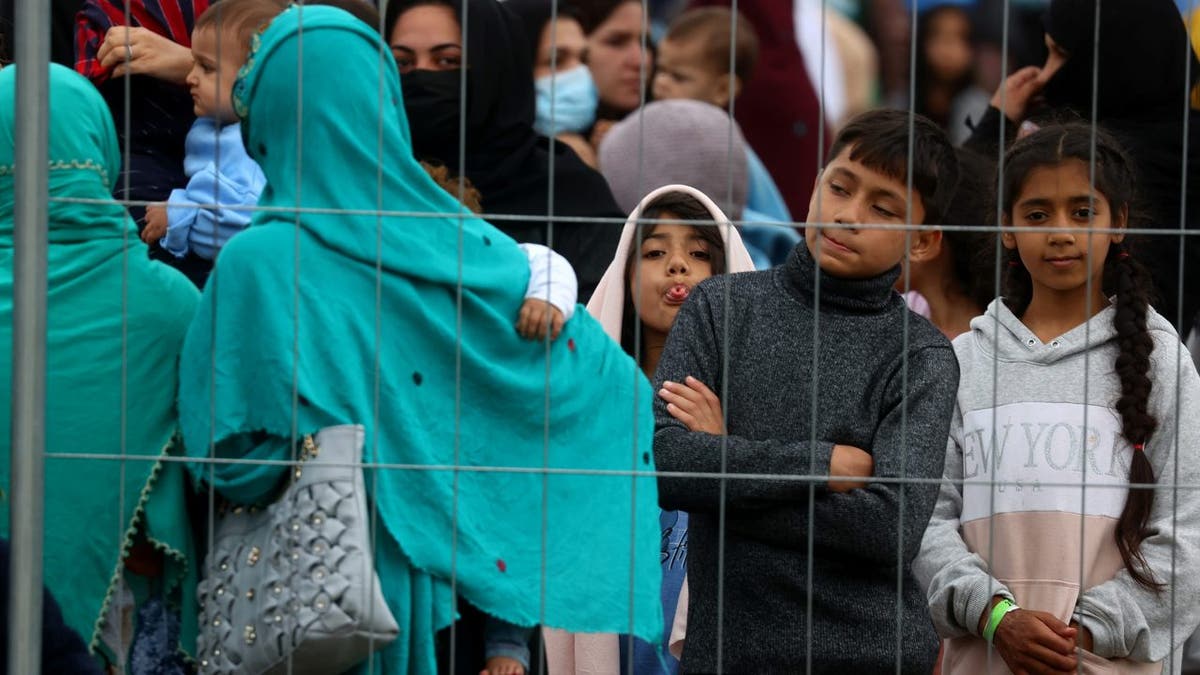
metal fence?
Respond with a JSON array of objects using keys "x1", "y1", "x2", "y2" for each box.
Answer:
[{"x1": 7, "y1": 0, "x2": 1200, "y2": 672}]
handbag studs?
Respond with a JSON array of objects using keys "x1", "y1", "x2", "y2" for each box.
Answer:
[
  {"x1": 247, "y1": 546, "x2": 261, "y2": 566},
  {"x1": 245, "y1": 625, "x2": 257, "y2": 645}
]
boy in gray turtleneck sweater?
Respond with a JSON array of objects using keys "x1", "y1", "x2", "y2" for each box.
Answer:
[{"x1": 652, "y1": 110, "x2": 962, "y2": 673}]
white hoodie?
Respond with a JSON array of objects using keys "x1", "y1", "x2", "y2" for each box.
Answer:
[{"x1": 915, "y1": 299, "x2": 1200, "y2": 674}]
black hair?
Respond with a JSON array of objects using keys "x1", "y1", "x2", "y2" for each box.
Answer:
[
  {"x1": 942, "y1": 148, "x2": 996, "y2": 312},
  {"x1": 826, "y1": 109, "x2": 960, "y2": 226},
  {"x1": 620, "y1": 192, "x2": 727, "y2": 359},
  {"x1": 1000, "y1": 123, "x2": 1162, "y2": 591},
  {"x1": 913, "y1": 5, "x2": 975, "y2": 127}
]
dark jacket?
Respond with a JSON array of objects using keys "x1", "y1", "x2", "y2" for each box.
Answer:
[{"x1": 653, "y1": 243, "x2": 959, "y2": 673}]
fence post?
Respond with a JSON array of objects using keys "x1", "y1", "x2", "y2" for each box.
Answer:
[{"x1": 8, "y1": 0, "x2": 50, "y2": 669}]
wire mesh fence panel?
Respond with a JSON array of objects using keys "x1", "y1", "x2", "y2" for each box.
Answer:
[{"x1": 4, "y1": 0, "x2": 1200, "y2": 673}]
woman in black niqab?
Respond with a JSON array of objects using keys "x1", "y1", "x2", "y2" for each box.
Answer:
[
  {"x1": 966, "y1": 0, "x2": 1200, "y2": 334},
  {"x1": 387, "y1": 0, "x2": 623, "y2": 300}
]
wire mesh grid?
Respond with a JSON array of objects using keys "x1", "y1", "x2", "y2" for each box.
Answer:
[{"x1": 6, "y1": 0, "x2": 1200, "y2": 673}]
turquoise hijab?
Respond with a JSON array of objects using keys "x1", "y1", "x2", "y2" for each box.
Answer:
[
  {"x1": 0, "y1": 65, "x2": 200, "y2": 658},
  {"x1": 178, "y1": 6, "x2": 661, "y2": 672}
]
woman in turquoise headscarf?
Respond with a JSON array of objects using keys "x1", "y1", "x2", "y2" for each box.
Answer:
[
  {"x1": 178, "y1": 5, "x2": 662, "y2": 673},
  {"x1": 0, "y1": 64, "x2": 201, "y2": 670}
]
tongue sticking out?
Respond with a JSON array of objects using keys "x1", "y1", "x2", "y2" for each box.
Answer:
[{"x1": 666, "y1": 284, "x2": 690, "y2": 303}]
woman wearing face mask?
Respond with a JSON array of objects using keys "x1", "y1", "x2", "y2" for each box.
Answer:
[
  {"x1": 964, "y1": 0, "x2": 1200, "y2": 339},
  {"x1": 507, "y1": 0, "x2": 601, "y2": 168},
  {"x1": 387, "y1": 0, "x2": 623, "y2": 300}
]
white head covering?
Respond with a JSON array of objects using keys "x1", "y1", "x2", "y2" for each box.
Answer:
[{"x1": 587, "y1": 184, "x2": 758, "y2": 342}]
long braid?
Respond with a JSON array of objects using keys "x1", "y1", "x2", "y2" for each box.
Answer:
[
  {"x1": 1106, "y1": 248, "x2": 1162, "y2": 591},
  {"x1": 1001, "y1": 123, "x2": 1163, "y2": 592}
]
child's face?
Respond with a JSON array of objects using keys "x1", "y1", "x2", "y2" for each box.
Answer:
[
  {"x1": 652, "y1": 37, "x2": 731, "y2": 108},
  {"x1": 1002, "y1": 159, "x2": 1125, "y2": 297},
  {"x1": 629, "y1": 221, "x2": 715, "y2": 336},
  {"x1": 185, "y1": 26, "x2": 244, "y2": 122},
  {"x1": 924, "y1": 8, "x2": 972, "y2": 84},
  {"x1": 804, "y1": 146, "x2": 926, "y2": 280}
]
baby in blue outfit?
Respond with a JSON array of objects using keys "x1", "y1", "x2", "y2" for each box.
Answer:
[{"x1": 140, "y1": 2, "x2": 270, "y2": 288}]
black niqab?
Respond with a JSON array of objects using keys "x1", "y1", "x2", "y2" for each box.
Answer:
[{"x1": 388, "y1": 0, "x2": 622, "y2": 299}]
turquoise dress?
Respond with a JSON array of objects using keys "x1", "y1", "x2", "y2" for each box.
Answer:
[{"x1": 178, "y1": 7, "x2": 663, "y2": 673}]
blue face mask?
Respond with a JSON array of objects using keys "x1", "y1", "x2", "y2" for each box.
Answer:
[{"x1": 533, "y1": 64, "x2": 598, "y2": 137}]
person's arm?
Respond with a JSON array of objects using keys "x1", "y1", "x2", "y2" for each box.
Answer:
[
  {"x1": 189, "y1": 432, "x2": 292, "y2": 506},
  {"x1": 167, "y1": 154, "x2": 260, "y2": 258},
  {"x1": 519, "y1": 243, "x2": 577, "y2": 321},
  {"x1": 913, "y1": 408, "x2": 1015, "y2": 640},
  {"x1": 653, "y1": 284, "x2": 836, "y2": 514},
  {"x1": 807, "y1": 345, "x2": 959, "y2": 565},
  {"x1": 725, "y1": 345, "x2": 959, "y2": 565},
  {"x1": 1075, "y1": 343, "x2": 1200, "y2": 662},
  {"x1": 162, "y1": 184, "x2": 202, "y2": 258}
]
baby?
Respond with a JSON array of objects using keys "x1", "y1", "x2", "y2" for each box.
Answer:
[
  {"x1": 422, "y1": 160, "x2": 576, "y2": 344},
  {"x1": 139, "y1": 0, "x2": 285, "y2": 287},
  {"x1": 653, "y1": 7, "x2": 757, "y2": 112}
]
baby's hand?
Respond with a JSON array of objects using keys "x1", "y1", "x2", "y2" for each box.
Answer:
[
  {"x1": 516, "y1": 298, "x2": 565, "y2": 341},
  {"x1": 141, "y1": 204, "x2": 168, "y2": 245},
  {"x1": 659, "y1": 377, "x2": 725, "y2": 436}
]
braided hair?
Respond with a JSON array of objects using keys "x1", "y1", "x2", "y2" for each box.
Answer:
[{"x1": 1000, "y1": 123, "x2": 1162, "y2": 591}]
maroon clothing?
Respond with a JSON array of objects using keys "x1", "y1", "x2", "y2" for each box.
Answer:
[{"x1": 691, "y1": 0, "x2": 829, "y2": 220}]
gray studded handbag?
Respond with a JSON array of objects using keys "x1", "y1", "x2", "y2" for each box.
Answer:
[{"x1": 196, "y1": 424, "x2": 399, "y2": 674}]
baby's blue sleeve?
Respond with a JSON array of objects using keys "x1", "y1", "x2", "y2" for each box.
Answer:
[{"x1": 163, "y1": 185, "x2": 203, "y2": 258}]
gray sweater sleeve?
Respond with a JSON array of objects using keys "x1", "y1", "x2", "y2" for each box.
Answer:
[
  {"x1": 1076, "y1": 339, "x2": 1200, "y2": 662},
  {"x1": 913, "y1": 406, "x2": 1014, "y2": 639},
  {"x1": 807, "y1": 345, "x2": 959, "y2": 566},
  {"x1": 653, "y1": 286, "x2": 836, "y2": 513},
  {"x1": 727, "y1": 346, "x2": 960, "y2": 567}
]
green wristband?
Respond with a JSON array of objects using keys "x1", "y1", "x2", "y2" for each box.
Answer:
[{"x1": 984, "y1": 599, "x2": 1018, "y2": 643}]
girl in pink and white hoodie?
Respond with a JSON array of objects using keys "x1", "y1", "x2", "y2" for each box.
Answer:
[{"x1": 915, "y1": 124, "x2": 1200, "y2": 674}]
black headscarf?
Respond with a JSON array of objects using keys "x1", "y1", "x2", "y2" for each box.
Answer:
[
  {"x1": 505, "y1": 0, "x2": 581, "y2": 69},
  {"x1": 1040, "y1": 0, "x2": 1200, "y2": 330},
  {"x1": 1043, "y1": 0, "x2": 1199, "y2": 118},
  {"x1": 387, "y1": 0, "x2": 622, "y2": 299}
]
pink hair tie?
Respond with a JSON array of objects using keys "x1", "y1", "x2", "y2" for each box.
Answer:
[
  {"x1": 1133, "y1": 443, "x2": 1145, "y2": 452},
  {"x1": 1118, "y1": 252, "x2": 1131, "y2": 260}
]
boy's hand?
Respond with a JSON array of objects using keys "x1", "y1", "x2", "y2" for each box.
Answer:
[
  {"x1": 990, "y1": 65, "x2": 1047, "y2": 123},
  {"x1": 97, "y1": 27, "x2": 193, "y2": 84},
  {"x1": 989, "y1": 607, "x2": 1078, "y2": 675},
  {"x1": 659, "y1": 377, "x2": 725, "y2": 436},
  {"x1": 141, "y1": 204, "x2": 168, "y2": 245},
  {"x1": 516, "y1": 298, "x2": 564, "y2": 341},
  {"x1": 828, "y1": 445, "x2": 872, "y2": 492}
]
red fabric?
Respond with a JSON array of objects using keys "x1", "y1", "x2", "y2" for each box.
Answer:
[
  {"x1": 74, "y1": 0, "x2": 209, "y2": 84},
  {"x1": 689, "y1": 0, "x2": 830, "y2": 220}
]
